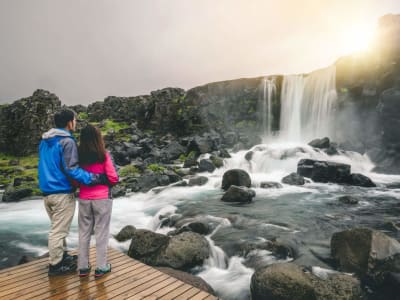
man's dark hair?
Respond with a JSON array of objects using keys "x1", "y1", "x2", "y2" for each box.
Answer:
[{"x1": 54, "y1": 109, "x2": 76, "y2": 128}]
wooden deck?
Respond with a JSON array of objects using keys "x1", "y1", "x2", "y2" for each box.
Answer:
[{"x1": 0, "y1": 247, "x2": 218, "y2": 300}]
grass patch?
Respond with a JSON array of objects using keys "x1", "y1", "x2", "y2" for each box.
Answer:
[
  {"x1": 147, "y1": 164, "x2": 166, "y2": 173},
  {"x1": 119, "y1": 165, "x2": 140, "y2": 177}
]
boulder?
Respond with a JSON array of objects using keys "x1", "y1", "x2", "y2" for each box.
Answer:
[
  {"x1": 219, "y1": 148, "x2": 231, "y2": 158},
  {"x1": 308, "y1": 137, "x2": 330, "y2": 149},
  {"x1": 221, "y1": 185, "x2": 256, "y2": 203},
  {"x1": 209, "y1": 155, "x2": 224, "y2": 168},
  {"x1": 331, "y1": 227, "x2": 400, "y2": 286},
  {"x1": 221, "y1": 169, "x2": 251, "y2": 190},
  {"x1": 159, "y1": 232, "x2": 210, "y2": 270},
  {"x1": 2, "y1": 186, "x2": 33, "y2": 202},
  {"x1": 188, "y1": 176, "x2": 208, "y2": 186},
  {"x1": 245, "y1": 151, "x2": 254, "y2": 161},
  {"x1": 127, "y1": 229, "x2": 170, "y2": 265},
  {"x1": 198, "y1": 159, "x2": 216, "y2": 173},
  {"x1": 114, "y1": 225, "x2": 136, "y2": 242},
  {"x1": 347, "y1": 173, "x2": 376, "y2": 187},
  {"x1": 160, "y1": 141, "x2": 186, "y2": 163},
  {"x1": 250, "y1": 263, "x2": 317, "y2": 300},
  {"x1": 250, "y1": 263, "x2": 361, "y2": 300},
  {"x1": 282, "y1": 173, "x2": 305, "y2": 186},
  {"x1": 297, "y1": 159, "x2": 351, "y2": 184}
]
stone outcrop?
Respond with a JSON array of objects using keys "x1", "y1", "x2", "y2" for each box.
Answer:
[{"x1": 0, "y1": 90, "x2": 61, "y2": 156}]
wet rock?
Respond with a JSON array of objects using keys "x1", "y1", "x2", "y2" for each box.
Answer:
[
  {"x1": 170, "y1": 222, "x2": 211, "y2": 236},
  {"x1": 159, "y1": 232, "x2": 210, "y2": 270},
  {"x1": 347, "y1": 173, "x2": 376, "y2": 187},
  {"x1": 282, "y1": 172, "x2": 305, "y2": 186},
  {"x1": 331, "y1": 227, "x2": 400, "y2": 286},
  {"x1": 308, "y1": 137, "x2": 330, "y2": 149},
  {"x1": 160, "y1": 141, "x2": 186, "y2": 163},
  {"x1": 209, "y1": 155, "x2": 224, "y2": 168},
  {"x1": 156, "y1": 267, "x2": 215, "y2": 295},
  {"x1": 18, "y1": 252, "x2": 49, "y2": 265},
  {"x1": 2, "y1": 186, "x2": 33, "y2": 202},
  {"x1": 221, "y1": 169, "x2": 251, "y2": 190},
  {"x1": 198, "y1": 159, "x2": 216, "y2": 173},
  {"x1": 251, "y1": 263, "x2": 316, "y2": 300},
  {"x1": 250, "y1": 263, "x2": 361, "y2": 300},
  {"x1": 114, "y1": 225, "x2": 137, "y2": 242},
  {"x1": 382, "y1": 221, "x2": 400, "y2": 232},
  {"x1": 221, "y1": 185, "x2": 256, "y2": 203},
  {"x1": 338, "y1": 195, "x2": 360, "y2": 205},
  {"x1": 111, "y1": 150, "x2": 131, "y2": 166},
  {"x1": 127, "y1": 229, "x2": 169, "y2": 265},
  {"x1": 183, "y1": 157, "x2": 198, "y2": 168},
  {"x1": 219, "y1": 148, "x2": 231, "y2": 158},
  {"x1": 245, "y1": 151, "x2": 254, "y2": 161},
  {"x1": 297, "y1": 159, "x2": 351, "y2": 183},
  {"x1": 260, "y1": 181, "x2": 283, "y2": 189},
  {"x1": 111, "y1": 186, "x2": 126, "y2": 198},
  {"x1": 188, "y1": 176, "x2": 208, "y2": 186}
]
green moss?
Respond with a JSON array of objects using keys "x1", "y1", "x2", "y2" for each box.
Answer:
[
  {"x1": 340, "y1": 87, "x2": 348, "y2": 93},
  {"x1": 77, "y1": 112, "x2": 89, "y2": 120},
  {"x1": 0, "y1": 154, "x2": 39, "y2": 189},
  {"x1": 147, "y1": 164, "x2": 166, "y2": 173},
  {"x1": 103, "y1": 119, "x2": 129, "y2": 134},
  {"x1": 119, "y1": 165, "x2": 140, "y2": 177}
]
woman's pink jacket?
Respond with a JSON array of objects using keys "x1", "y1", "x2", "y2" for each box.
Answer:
[{"x1": 79, "y1": 152, "x2": 119, "y2": 200}]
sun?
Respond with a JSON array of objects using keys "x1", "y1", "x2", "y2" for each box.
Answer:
[{"x1": 341, "y1": 23, "x2": 376, "y2": 54}]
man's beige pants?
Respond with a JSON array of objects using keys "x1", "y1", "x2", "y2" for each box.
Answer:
[{"x1": 44, "y1": 193, "x2": 76, "y2": 266}]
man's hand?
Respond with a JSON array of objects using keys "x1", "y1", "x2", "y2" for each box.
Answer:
[{"x1": 90, "y1": 173, "x2": 109, "y2": 186}]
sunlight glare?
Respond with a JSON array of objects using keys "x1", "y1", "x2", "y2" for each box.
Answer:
[{"x1": 341, "y1": 23, "x2": 376, "y2": 54}]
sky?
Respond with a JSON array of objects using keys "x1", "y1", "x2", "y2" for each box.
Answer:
[{"x1": 0, "y1": 0, "x2": 399, "y2": 105}]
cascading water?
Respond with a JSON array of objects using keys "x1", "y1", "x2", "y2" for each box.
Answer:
[
  {"x1": 279, "y1": 65, "x2": 337, "y2": 142},
  {"x1": 262, "y1": 77, "x2": 276, "y2": 138}
]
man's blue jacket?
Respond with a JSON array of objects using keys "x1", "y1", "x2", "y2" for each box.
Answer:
[{"x1": 38, "y1": 128, "x2": 93, "y2": 194}]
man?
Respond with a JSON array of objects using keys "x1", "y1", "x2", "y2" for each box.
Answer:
[{"x1": 38, "y1": 109, "x2": 106, "y2": 276}]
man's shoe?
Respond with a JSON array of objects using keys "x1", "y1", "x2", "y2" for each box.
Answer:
[
  {"x1": 94, "y1": 263, "x2": 111, "y2": 278},
  {"x1": 79, "y1": 265, "x2": 92, "y2": 277},
  {"x1": 63, "y1": 251, "x2": 78, "y2": 264},
  {"x1": 48, "y1": 261, "x2": 77, "y2": 276}
]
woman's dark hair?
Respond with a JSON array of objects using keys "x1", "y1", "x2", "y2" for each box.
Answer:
[
  {"x1": 78, "y1": 124, "x2": 106, "y2": 165},
  {"x1": 54, "y1": 109, "x2": 76, "y2": 128}
]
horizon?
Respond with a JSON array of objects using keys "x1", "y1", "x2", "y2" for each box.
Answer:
[{"x1": 1, "y1": 0, "x2": 399, "y2": 105}]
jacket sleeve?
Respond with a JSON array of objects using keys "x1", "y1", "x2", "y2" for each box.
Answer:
[
  {"x1": 104, "y1": 152, "x2": 119, "y2": 185},
  {"x1": 60, "y1": 138, "x2": 93, "y2": 185}
]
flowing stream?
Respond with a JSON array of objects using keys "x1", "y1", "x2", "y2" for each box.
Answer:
[{"x1": 1, "y1": 65, "x2": 400, "y2": 299}]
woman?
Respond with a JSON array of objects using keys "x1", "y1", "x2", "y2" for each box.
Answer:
[{"x1": 77, "y1": 124, "x2": 119, "y2": 278}]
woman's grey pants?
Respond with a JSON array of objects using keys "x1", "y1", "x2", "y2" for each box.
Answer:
[{"x1": 78, "y1": 198, "x2": 113, "y2": 269}]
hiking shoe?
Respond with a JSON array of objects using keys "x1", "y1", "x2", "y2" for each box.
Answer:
[
  {"x1": 48, "y1": 261, "x2": 77, "y2": 276},
  {"x1": 79, "y1": 265, "x2": 92, "y2": 277},
  {"x1": 63, "y1": 252, "x2": 78, "y2": 264},
  {"x1": 94, "y1": 263, "x2": 111, "y2": 278}
]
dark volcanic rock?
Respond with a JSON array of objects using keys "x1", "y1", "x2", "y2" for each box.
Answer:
[
  {"x1": 221, "y1": 185, "x2": 256, "y2": 203},
  {"x1": 114, "y1": 225, "x2": 136, "y2": 242},
  {"x1": 198, "y1": 159, "x2": 216, "y2": 173},
  {"x1": 331, "y1": 227, "x2": 400, "y2": 286},
  {"x1": 221, "y1": 169, "x2": 251, "y2": 190},
  {"x1": 348, "y1": 173, "x2": 376, "y2": 187},
  {"x1": 338, "y1": 195, "x2": 360, "y2": 205},
  {"x1": 2, "y1": 186, "x2": 33, "y2": 202},
  {"x1": 282, "y1": 172, "x2": 305, "y2": 186},
  {"x1": 188, "y1": 176, "x2": 208, "y2": 186},
  {"x1": 297, "y1": 159, "x2": 351, "y2": 183},
  {"x1": 260, "y1": 181, "x2": 283, "y2": 189},
  {"x1": 0, "y1": 89, "x2": 61, "y2": 156},
  {"x1": 308, "y1": 137, "x2": 330, "y2": 149}
]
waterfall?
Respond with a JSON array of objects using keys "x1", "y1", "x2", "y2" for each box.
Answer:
[
  {"x1": 262, "y1": 77, "x2": 276, "y2": 138},
  {"x1": 279, "y1": 65, "x2": 337, "y2": 142}
]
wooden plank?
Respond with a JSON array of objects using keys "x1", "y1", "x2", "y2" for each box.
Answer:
[
  {"x1": 4, "y1": 251, "x2": 132, "y2": 300},
  {"x1": 96, "y1": 269, "x2": 165, "y2": 300},
  {"x1": 0, "y1": 247, "x2": 218, "y2": 300},
  {"x1": 57, "y1": 260, "x2": 153, "y2": 299},
  {"x1": 0, "y1": 247, "x2": 100, "y2": 288},
  {"x1": 157, "y1": 283, "x2": 193, "y2": 300},
  {"x1": 140, "y1": 279, "x2": 185, "y2": 300},
  {"x1": 174, "y1": 287, "x2": 202, "y2": 300},
  {"x1": 128, "y1": 276, "x2": 178, "y2": 299},
  {"x1": 202, "y1": 295, "x2": 219, "y2": 300},
  {"x1": 26, "y1": 253, "x2": 139, "y2": 300},
  {"x1": 0, "y1": 247, "x2": 121, "y2": 293},
  {"x1": 189, "y1": 290, "x2": 214, "y2": 300}
]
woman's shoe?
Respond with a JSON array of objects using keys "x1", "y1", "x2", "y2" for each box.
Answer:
[
  {"x1": 94, "y1": 263, "x2": 111, "y2": 278},
  {"x1": 79, "y1": 265, "x2": 92, "y2": 277}
]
